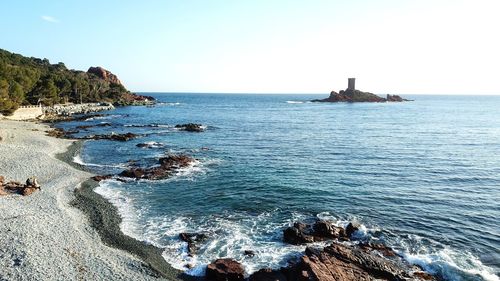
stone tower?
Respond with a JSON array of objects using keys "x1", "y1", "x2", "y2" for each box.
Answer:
[{"x1": 348, "y1": 78, "x2": 355, "y2": 91}]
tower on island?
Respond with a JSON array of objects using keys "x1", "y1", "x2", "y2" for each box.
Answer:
[{"x1": 348, "y1": 78, "x2": 356, "y2": 91}]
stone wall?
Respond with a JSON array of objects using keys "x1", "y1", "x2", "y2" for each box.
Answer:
[{"x1": 5, "y1": 106, "x2": 44, "y2": 120}]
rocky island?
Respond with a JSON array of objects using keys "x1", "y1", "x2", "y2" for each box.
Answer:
[{"x1": 312, "y1": 78, "x2": 410, "y2": 103}]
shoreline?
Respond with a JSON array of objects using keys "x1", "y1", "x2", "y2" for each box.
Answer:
[{"x1": 0, "y1": 119, "x2": 185, "y2": 280}]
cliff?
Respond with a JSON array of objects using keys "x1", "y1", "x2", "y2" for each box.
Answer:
[{"x1": 0, "y1": 48, "x2": 153, "y2": 115}]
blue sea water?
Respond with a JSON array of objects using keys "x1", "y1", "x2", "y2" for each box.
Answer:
[{"x1": 60, "y1": 94, "x2": 500, "y2": 280}]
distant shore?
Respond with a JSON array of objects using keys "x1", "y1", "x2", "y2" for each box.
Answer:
[{"x1": 0, "y1": 119, "x2": 182, "y2": 280}]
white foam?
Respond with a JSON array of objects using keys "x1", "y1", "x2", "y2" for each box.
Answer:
[
  {"x1": 94, "y1": 180, "x2": 144, "y2": 239},
  {"x1": 286, "y1": 100, "x2": 305, "y2": 104},
  {"x1": 72, "y1": 153, "x2": 126, "y2": 168},
  {"x1": 399, "y1": 248, "x2": 499, "y2": 281}
]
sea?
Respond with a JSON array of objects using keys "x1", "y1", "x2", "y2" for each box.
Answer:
[{"x1": 57, "y1": 93, "x2": 500, "y2": 281}]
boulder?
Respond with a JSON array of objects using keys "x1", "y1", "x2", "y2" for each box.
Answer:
[
  {"x1": 283, "y1": 221, "x2": 345, "y2": 245},
  {"x1": 244, "y1": 250, "x2": 255, "y2": 257},
  {"x1": 206, "y1": 258, "x2": 245, "y2": 281}
]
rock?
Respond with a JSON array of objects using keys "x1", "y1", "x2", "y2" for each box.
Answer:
[
  {"x1": 312, "y1": 89, "x2": 410, "y2": 103},
  {"x1": 25, "y1": 177, "x2": 40, "y2": 188},
  {"x1": 280, "y1": 242, "x2": 419, "y2": 281},
  {"x1": 359, "y1": 242, "x2": 397, "y2": 257},
  {"x1": 87, "y1": 67, "x2": 122, "y2": 85},
  {"x1": 76, "y1": 122, "x2": 112, "y2": 130},
  {"x1": 386, "y1": 94, "x2": 410, "y2": 102},
  {"x1": 249, "y1": 268, "x2": 287, "y2": 281},
  {"x1": 0, "y1": 175, "x2": 4, "y2": 184},
  {"x1": 206, "y1": 258, "x2": 245, "y2": 281},
  {"x1": 283, "y1": 225, "x2": 315, "y2": 245},
  {"x1": 313, "y1": 220, "x2": 344, "y2": 239},
  {"x1": 345, "y1": 222, "x2": 360, "y2": 238},
  {"x1": 283, "y1": 221, "x2": 345, "y2": 245},
  {"x1": 83, "y1": 132, "x2": 138, "y2": 141},
  {"x1": 22, "y1": 187, "x2": 38, "y2": 196},
  {"x1": 92, "y1": 175, "x2": 113, "y2": 182},
  {"x1": 118, "y1": 154, "x2": 195, "y2": 180},
  {"x1": 175, "y1": 123, "x2": 204, "y2": 132},
  {"x1": 244, "y1": 250, "x2": 255, "y2": 257},
  {"x1": 179, "y1": 232, "x2": 208, "y2": 255},
  {"x1": 136, "y1": 142, "x2": 164, "y2": 149}
]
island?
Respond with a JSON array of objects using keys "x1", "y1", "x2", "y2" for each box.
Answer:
[{"x1": 312, "y1": 78, "x2": 410, "y2": 103}]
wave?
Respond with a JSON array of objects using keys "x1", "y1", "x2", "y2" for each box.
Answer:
[
  {"x1": 286, "y1": 100, "x2": 311, "y2": 104},
  {"x1": 124, "y1": 124, "x2": 172, "y2": 128},
  {"x1": 72, "y1": 153, "x2": 127, "y2": 169}
]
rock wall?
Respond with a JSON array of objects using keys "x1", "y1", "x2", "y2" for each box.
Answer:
[{"x1": 5, "y1": 106, "x2": 44, "y2": 120}]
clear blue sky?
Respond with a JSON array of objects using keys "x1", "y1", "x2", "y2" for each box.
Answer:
[{"x1": 1, "y1": 0, "x2": 499, "y2": 94}]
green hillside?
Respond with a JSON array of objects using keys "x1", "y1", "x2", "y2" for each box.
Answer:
[{"x1": 0, "y1": 49, "x2": 134, "y2": 115}]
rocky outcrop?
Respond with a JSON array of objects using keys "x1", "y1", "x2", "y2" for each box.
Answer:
[
  {"x1": 206, "y1": 258, "x2": 245, "y2": 281},
  {"x1": 0, "y1": 176, "x2": 41, "y2": 196},
  {"x1": 87, "y1": 67, "x2": 122, "y2": 85},
  {"x1": 76, "y1": 122, "x2": 112, "y2": 130},
  {"x1": 118, "y1": 154, "x2": 195, "y2": 180},
  {"x1": 178, "y1": 232, "x2": 208, "y2": 256},
  {"x1": 175, "y1": 123, "x2": 204, "y2": 132},
  {"x1": 249, "y1": 268, "x2": 287, "y2": 281},
  {"x1": 283, "y1": 221, "x2": 348, "y2": 245},
  {"x1": 312, "y1": 89, "x2": 410, "y2": 103},
  {"x1": 136, "y1": 142, "x2": 164, "y2": 149}
]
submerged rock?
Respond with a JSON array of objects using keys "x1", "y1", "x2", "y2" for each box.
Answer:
[
  {"x1": 206, "y1": 258, "x2": 245, "y2": 281},
  {"x1": 82, "y1": 132, "x2": 138, "y2": 141},
  {"x1": 135, "y1": 142, "x2": 164, "y2": 149}
]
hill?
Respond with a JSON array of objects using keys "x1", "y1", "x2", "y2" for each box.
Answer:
[{"x1": 0, "y1": 49, "x2": 151, "y2": 115}]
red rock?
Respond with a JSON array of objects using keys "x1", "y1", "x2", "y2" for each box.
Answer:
[
  {"x1": 206, "y1": 258, "x2": 245, "y2": 281},
  {"x1": 87, "y1": 66, "x2": 122, "y2": 85}
]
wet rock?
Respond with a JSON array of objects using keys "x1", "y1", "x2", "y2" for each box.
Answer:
[
  {"x1": 76, "y1": 122, "x2": 112, "y2": 130},
  {"x1": 206, "y1": 258, "x2": 245, "y2": 281},
  {"x1": 118, "y1": 154, "x2": 195, "y2": 180},
  {"x1": 249, "y1": 268, "x2": 286, "y2": 281},
  {"x1": 83, "y1": 132, "x2": 138, "y2": 141},
  {"x1": 91, "y1": 175, "x2": 113, "y2": 182},
  {"x1": 46, "y1": 128, "x2": 77, "y2": 138},
  {"x1": 283, "y1": 221, "x2": 344, "y2": 245},
  {"x1": 175, "y1": 123, "x2": 204, "y2": 132},
  {"x1": 244, "y1": 250, "x2": 255, "y2": 257},
  {"x1": 345, "y1": 222, "x2": 360, "y2": 238},
  {"x1": 359, "y1": 242, "x2": 397, "y2": 257},
  {"x1": 179, "y1": 232, "x2": 208, "y2": 256},
  {"x1": 135, "y1": 142, "x2": 164, "y2": 149},
  {"x1": 281, "y1": 243, "x2": 402, "y2": 281}
]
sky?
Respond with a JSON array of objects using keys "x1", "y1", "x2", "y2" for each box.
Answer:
[{"x1": 1, "y1": 0, "x2": 499, "y2": 94}]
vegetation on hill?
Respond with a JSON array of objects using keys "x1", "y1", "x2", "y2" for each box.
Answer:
[{"x1": 0, "y1": 48, "x2": 145, "y2": 115}]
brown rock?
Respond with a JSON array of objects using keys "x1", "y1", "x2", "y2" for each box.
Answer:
[
  {"x1": 178, "y1": 232, "x2": 208, "y2": 256},
  {"x1": 119, "y1": 154, "x2": 195, "y2": 180},
  {"x1": 22, "y1": 187, "x2": 38, "y2": 196},
  {"x1": 206, "y1": 258, "x2": 245, "y2": 281}
]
